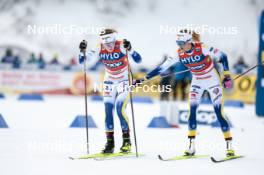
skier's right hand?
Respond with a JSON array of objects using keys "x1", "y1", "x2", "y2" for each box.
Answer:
[{"x1": 79, "y1": 40, "x2": 87, "y2": 64}]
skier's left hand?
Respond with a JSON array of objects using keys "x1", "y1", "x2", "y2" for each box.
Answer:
[
  {"x1": 123, "y1": 39, "x2": 132, "y2": 51},
  {"x1": 222, "y1": 75, "x2": 232, "y2": 89},
  {"x1": 79, "y1": 40, "x2": 87, "y2": 51}
]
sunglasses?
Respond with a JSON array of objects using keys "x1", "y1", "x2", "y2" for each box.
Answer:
[{"x1": 176, "y1": 40, "x2": 186, "y2": 46}]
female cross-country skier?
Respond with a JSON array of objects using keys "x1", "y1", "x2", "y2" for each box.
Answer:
[
  {"x1": 79, "y1": 28, "x2": 142, "y2": 154},
  {"x1": 134, "y1": 29, "x2": 235, "y2": 157}
]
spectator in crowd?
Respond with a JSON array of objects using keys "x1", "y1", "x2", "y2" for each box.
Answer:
[
  {"x1": 171, "y1": 62, "x2": 191, "y2": 101},
  {"x1": 13, "y1": 55, "x2": 21, "y2": 69},
  {"x1": 1, "y1": 49, "x2": 15, "y2": 64},
  {"x1": 138, "y1": 67, "x2": 149, "y2": 73},
  {"x1": 64, "y1": 56, "x2": 78, "y2": 70},
  {"x1": 37, "y1": 53, "x2": 46, "y2": 69},
  {"x1": 70, "y1": 56, "x2": 77, "y2": 66},
  {"x1": 233, "y1": 55, "x2": 249, "y2": 74},
  {"x1": 27, "y1": 53, "x2": 37, "y2": 64},
  {"x1": 50, "y1": 53, "x2": 60, "y2": 65}
]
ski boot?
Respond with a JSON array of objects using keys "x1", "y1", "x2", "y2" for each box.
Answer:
[
  {"x1": 226, "y1": 139, "x2": 235, "y2": 157},
  {"x1": 183, "y1": 137, "x2": 196, "y2": 156},
  {"x1": 120, "y1": 132, "x2": 131, "y2": 153},
  {"x1": 102, "y1": 132, "x2": 115, "y2": 154}
]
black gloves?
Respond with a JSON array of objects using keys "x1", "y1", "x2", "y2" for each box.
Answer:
[
  {"x1": 123, "y1": 39, "x2": 132, "y2": 51},
  {"x1": 79, "y1": 40, "x2": 87, "y2": 51}
]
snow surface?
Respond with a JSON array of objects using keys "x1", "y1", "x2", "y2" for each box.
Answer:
[{"x1": 0, "y1": 95, "x2": 264, "y2": 175}]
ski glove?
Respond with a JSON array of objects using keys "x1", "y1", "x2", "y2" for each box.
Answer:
[
  {"x1": 123, "y1": 39, "x2": 132, "y2": 51},
  {"x1": 79, "y1": 40, "x2": 87, "y2": 50},
  {"x1": 222, "y1": 75, "x2": 232, "y2": 89},
  {"x1": 79, "y1": 40, "x2": 87, "y2": 64}
]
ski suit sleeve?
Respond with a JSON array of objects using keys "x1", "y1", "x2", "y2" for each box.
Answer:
[
  {"x1": 202, "y1": 44, "x2": 230, "y2": 75},
  {"x1": 145, "y1": 55, "x2": 180, "y2": 80}
]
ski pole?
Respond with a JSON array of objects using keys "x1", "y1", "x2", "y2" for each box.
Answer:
[
  {"x1": 144, "y1": 69, "x2": 190, "y2": 84},
  {"x1": 125, "y1": 50, "x2": 139, "y2": 157},
  {"x1": 80, "y1": 47, "x2": 90, "y2": 155},
  {"x1": 233, "y1": 60, "x2": 264, "y2": 81}
]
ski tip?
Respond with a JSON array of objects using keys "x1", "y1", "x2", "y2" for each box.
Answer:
[
  {"x1": 157, "y1": 155, "x2": 164, "y2": 160},
  {"x1": 210, "y1": 155, "x2": 244, "y2": 163},
  {"x1": 210, "y1": 156, "x2": 225, "y2": 163},
  {"x1": 210, "y1": 157, "x2": 217, "y2": 162},
  {"x1": 69, "y1": 157, "x2": 74, "y2": 160}
]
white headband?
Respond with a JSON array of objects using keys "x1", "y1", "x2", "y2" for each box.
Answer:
[{"x1": 100, "y1": 33, "x2": 117, "y2": 44}]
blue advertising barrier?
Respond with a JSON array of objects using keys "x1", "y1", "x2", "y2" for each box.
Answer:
[
  {"x1": 0, "y1": 114, "x2": 8, "y2": 128},
  {"x1": 70, "y1": 115, "x2": 97, "y2": 128},
  {"x1": 18, "y1": 94, "x2": 44, "y2": 101},
  {"x1": 148, "y1": 116, "x2": 171, "y2": 128},
  {"x1": 178, "y1": 110, "x2": 233, "y2": 128}
]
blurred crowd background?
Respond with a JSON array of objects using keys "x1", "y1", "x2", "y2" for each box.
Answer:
[{"x1": 0, "y1": 0, "x2": 262, "y2": 102}]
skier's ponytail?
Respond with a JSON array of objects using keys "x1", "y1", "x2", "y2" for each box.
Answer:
[
  {"x1": 100, "y1": 28, "x2": 117, "y2": 36},
  {"x1": 180, "y1": 29, "x2": 200, "y2": 42}
]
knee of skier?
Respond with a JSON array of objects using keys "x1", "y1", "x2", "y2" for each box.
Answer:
[
  {"x1": 189, "y1": 100, "x2": 198, "y2": 113},
  {"x1": 189, "y1": 92, "x2": 199, "y2": 105},
  {"x1": 103, "y1": 95, "x2": 114, "y2": 104},
  {"x1": 213, "y1": 103, "x2": 230, "y2": 132},
  {"x1": 115, "y1": 100, "x2": 125, "y2": 118},
  {"x1": 213, "y1": 102, "x2": 222, "y2": 116}
]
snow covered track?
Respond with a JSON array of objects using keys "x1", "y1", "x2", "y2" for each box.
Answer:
[{"x1": 0, "y1": 95, "x2": 263, "y2": 175}]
